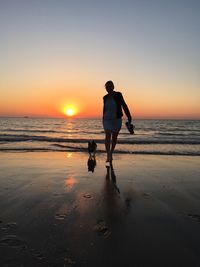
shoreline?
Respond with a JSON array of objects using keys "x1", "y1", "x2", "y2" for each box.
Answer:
[{"x1": 0, "y1": 149, "x2": 200, "y2": 156}]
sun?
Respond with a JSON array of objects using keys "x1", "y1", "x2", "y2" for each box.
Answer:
[
  {"x1": 63, "y1": 105, "x2": 77, "y2": 117},
  {"x1": 66, "y1": 108, "x2": 74, "y2": 116}
]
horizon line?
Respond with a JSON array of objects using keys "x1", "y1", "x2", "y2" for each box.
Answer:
[{"x1": 0, "y1": 115, "x2": 199, "y2": 120}]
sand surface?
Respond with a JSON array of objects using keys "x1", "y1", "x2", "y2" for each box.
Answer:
[{"x1": 0, "y1": 152, "x2": 200, "y2": 267}]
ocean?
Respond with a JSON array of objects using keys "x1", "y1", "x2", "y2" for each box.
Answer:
[{"x1": 0, "y1": 117, "x2": 200, "y2": 156}]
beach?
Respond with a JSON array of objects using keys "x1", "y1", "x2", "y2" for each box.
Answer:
[{"x1": 0, "y1": 151, "x2": 200, "y2": 267}]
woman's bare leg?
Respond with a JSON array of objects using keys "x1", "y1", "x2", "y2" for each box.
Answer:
[
  {"x1": 110, "y1": 131, "x2": 119, "y2": 161},
  {"x1": 105, "y1": 130, "x2": 111, "y2": 162}
]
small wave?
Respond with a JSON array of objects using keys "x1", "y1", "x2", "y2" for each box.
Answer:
[
  {"x1": 0, "y1": 134, "x2": 200, "y2": 145},
  {"x1": 0, "y1": 147, "x2": 200, "y2": 156},
  {"x1": 0, "y1": 129, "x2": 102, "y2": 135},
  {"x1": 158, "y1": 132, "x2": 188, "y2": 136},
  {"x1": 158, "y1": 132, "x2": 200, "y2": 136},
  {"x1": 0, "y1": 134, "x2": 90, "y2": 143},
  {"x1": 1, "y1": 129, "x2": 58, "y2": 133}
]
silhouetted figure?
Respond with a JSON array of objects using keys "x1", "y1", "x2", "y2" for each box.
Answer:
[
  {"x1": 87, "y1": 155, "x2": 96, "y2": 172},
  {"x1": 88, "y1": 140, "x2": 97, "y2": 157},
  {"x1": 103, "y1": 80, "x2": 132, "y2": 162}
]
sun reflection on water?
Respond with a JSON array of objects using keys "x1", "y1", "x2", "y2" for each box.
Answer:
[{"x1": 65, "y1": 176, "x2": 78, "y2": 192}]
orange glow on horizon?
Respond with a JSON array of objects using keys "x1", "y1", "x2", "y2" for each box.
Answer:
[{"x1": 0, "y1": 85, "x2": 199, "y2": 119}]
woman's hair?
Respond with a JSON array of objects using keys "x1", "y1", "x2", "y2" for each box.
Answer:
[{"x1": 105, "y1": 80, "x2": 114, "y2": 89}]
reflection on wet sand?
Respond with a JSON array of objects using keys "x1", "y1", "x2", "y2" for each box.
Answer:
[
  {"x1": 102, "y1": 162, "x2": 128, "y2": 225},
  {"x1": 65, "y1": 176, "x2": 78, "y2": 192},
  {"x1": 99, "y1": 161, "x2": 137, "y2": 234},
  {"x1": 66, "y1": 152, "x2": 72, "y2": 158},
  {"x1": 87, "y1": 155, "x2": 96, "y2": 172},
  {"x1": 106, "y1": 162, "x2": 120, "y2": 194},
  {"x1": 1, "y1": 153, "x2": 199, "y2": 266}
]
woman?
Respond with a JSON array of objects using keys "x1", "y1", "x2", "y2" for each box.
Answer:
[{"x1": 103, "y1": 80, "x2": 132, "y2": 162}]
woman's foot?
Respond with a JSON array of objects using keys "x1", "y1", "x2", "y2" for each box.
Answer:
[
  {"x1": 106, "y1": 154, "x2": 110, "y2": 162},
  {"x1": 106, "y1": 152, "x2": 113, "y2": 162}
]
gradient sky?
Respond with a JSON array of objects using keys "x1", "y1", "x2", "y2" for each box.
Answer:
[{"x1": 1, "y1": 0, "x2": 199, "y2": 118}]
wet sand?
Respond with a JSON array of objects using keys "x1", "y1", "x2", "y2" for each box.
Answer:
[{"x1": 0, "y1": 152, "x2": 200, "y2": 267}]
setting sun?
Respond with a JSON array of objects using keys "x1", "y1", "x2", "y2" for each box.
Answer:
[
  {"x1": 63, "y1": 105, "x2": 78, "y2": 117},
  {"x1": 66, "y1": 108, "x2": 74, "y2": 116}
]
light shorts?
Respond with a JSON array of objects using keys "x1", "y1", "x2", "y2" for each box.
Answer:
[{"x1": 103, "y1": 118, "x2": 122, "y2": 133}]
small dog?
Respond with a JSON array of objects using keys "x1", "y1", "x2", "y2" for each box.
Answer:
[{"x1": 88, "y1": 140, "x2": 97, "y2": 157}]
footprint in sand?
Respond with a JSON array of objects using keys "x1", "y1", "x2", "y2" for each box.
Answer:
[
  {"x1": 53, "y1": 193, "x2": 65, "y2": 198},
  {"x1": 94, "y1": 220, "x2": 111, "y2": 238},
  {"x1": 188, "y1": 214, "x2": 200, "y2": 222},
  {"x1": 55, "y1": 214, "x2": 66, "y2": 220},
  {"x1": 143, "y1": 193, "x2": 151, "y2": 199},
  {"x1": 1, "y1": 222, "x2": 17, "y2": 231},
  {"x1": 83, "y1": 193, "x2": 93, "y2": 199},
  {"x1": 0, "y1": 235, "x2": 26, "y2": 248},
  {"x1": 55, "y1": 203, "x2": 78, "y2": 221},
  {"x1": 64, "y1": 257, "x2": 76, "y2": 266},
  {"x1": 0, "y1": 223, "x2": 47, "y2": 264},
  {"x1": 30, "y1": 248, "x2": 48, "y2": 262}
]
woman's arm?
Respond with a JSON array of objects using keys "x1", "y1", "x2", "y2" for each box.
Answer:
[{"x1": 120, "y1": 93, "x2": 132, "y2": 122}]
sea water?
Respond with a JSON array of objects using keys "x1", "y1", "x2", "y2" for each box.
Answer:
[{"x1": 0, "y1": 117, "x2": 200, "y2": 156}]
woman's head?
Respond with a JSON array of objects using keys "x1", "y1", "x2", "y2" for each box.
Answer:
[{"x1": 105, "y1": 80, "x2": 114, "y2": 93}]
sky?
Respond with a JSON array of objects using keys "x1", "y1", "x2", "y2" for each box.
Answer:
[{"x1": 0, "y1": 0, "x2": 200, "y2": 119}]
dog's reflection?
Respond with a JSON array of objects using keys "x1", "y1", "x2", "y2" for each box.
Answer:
[{"x1": 87, "y1": 155, "x2": 96, "y2": 172}]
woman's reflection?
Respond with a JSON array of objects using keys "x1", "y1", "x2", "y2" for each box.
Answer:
[
  {"x1": 103, "y1": 162, "x2": 134, "y2": 222},
  {"x1": 106, "y1": 162, "x2": 120, "y2": 194},
  {"x1": 102, "y1": 162, "x2": 124, "y2": 224}
]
